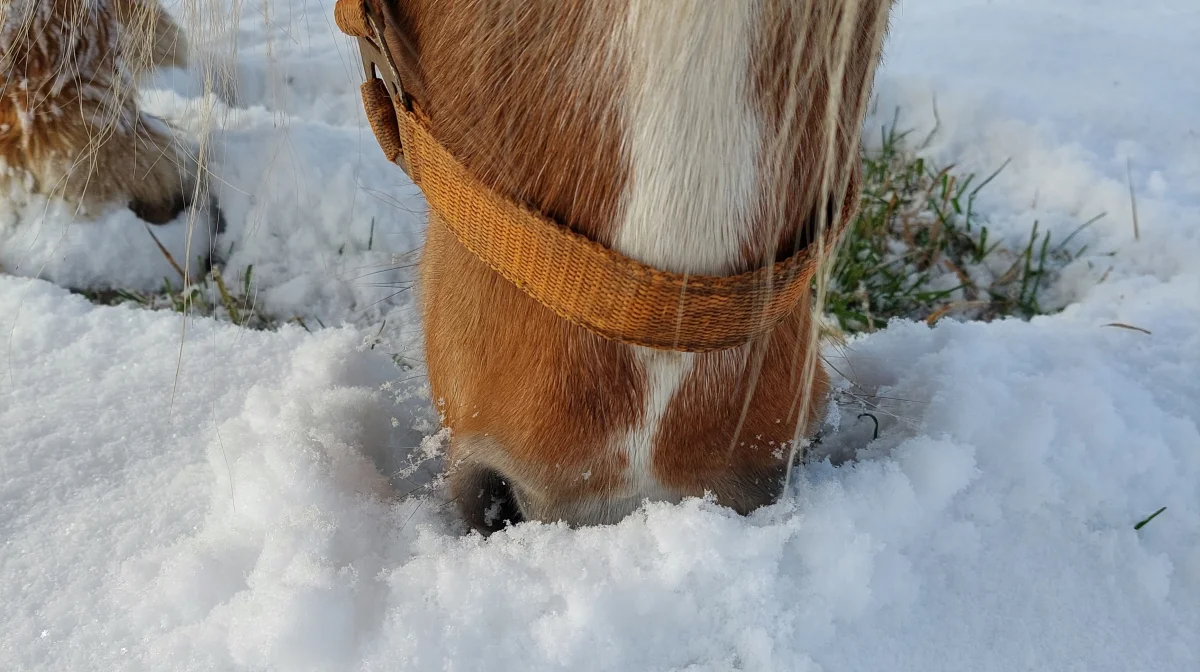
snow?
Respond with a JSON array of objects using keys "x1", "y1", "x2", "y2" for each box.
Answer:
[{"x1": 2, "y1": 1, "x2": 1199, "y2": 670}]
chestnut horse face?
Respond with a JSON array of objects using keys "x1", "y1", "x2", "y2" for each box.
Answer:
[{"x1": 375, "y1": 0, "x2": 892, "y2": 533}]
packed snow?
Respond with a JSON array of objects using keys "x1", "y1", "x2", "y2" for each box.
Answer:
[{"x1": 2, "y1": 1, "x2": 1198, "y2": 670}]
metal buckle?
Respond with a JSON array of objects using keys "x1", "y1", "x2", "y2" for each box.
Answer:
[
  {"x1": 358, "y1": 36, "x2": 406, "y2": 108},
  {"x1": 357, "y1": 2, "x2": 410, "y2": 113},
  {"x1": 356, "y1": 2, "x2": 412, "y2": 174}
]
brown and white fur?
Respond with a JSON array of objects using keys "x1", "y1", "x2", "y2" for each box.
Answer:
[
  {"x1": 385, "y1": 0, "x2": 893, "y2": 533},
  {"x1": 0, "y1": 0, "x2": 201, "y2": 224}
]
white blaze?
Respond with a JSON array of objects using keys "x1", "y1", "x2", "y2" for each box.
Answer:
[{"x1": 611, "y1": 0, "x2": 763, "y2": 501}]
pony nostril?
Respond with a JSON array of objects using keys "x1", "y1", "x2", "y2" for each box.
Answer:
[
  {"x1": 457, "y1": 467, "x2": 524, "y2": 535},
  {"x1": 128, "y1": 192, "x2": 189, "y2": 226}
]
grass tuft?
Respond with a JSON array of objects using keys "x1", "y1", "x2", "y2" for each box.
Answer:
[
  {"x1": 825, "y1": 108, "x2": 1098, "y2": 334},
  {"x1": 74, "y1": 259, "x2": 296, "y2": 331}
]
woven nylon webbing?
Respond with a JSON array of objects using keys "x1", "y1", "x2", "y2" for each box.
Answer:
[{"x1": 337, "y1": 0, "x2": 836, "y2": 352}]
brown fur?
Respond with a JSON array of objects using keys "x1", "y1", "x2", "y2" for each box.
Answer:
[
  {"x1": 0, "y1": 0, "x2": 198, "y2": 223},
  {"x1": 403, "y1": 0, "x2": 644, "y2": 531},
  {"x1": 383, "y1": 0, "x2": 893, "y2": 533}
]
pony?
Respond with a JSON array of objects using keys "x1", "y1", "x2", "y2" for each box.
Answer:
[
  {"x1": 0, "y1": 0, "x2": 204, "y2": 225},
  {"x1": 348, "y1": 0, "x2": 894, "y2": 534}
]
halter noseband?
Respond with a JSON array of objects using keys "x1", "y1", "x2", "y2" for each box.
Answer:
[{"x1": 336, "y1": 0, "x2": 843, "y2": 352}]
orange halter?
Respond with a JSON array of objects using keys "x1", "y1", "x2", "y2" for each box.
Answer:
[{"x1": 336, "y1": 0, "x2": 845, "y2": 352}]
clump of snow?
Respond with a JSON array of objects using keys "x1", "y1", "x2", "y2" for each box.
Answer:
[{"x1": 2, "y1": 1, "x2": 1200, "y2": 671}]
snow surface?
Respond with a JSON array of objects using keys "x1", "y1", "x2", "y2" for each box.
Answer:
[{"x1": 2, "y1": 1, "x2": 1199, "y2": 670}]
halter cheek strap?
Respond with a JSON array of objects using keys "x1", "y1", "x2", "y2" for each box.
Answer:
[{"x1": 336, "y1": 0, "x2": 849, "y2": 353}]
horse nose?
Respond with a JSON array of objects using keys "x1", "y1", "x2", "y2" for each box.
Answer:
[{"x1": 451, "y1": 465, "x2": 524, "y2": 535}]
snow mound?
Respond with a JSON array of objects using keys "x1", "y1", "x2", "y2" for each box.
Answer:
[{"x1": 2, "y1": 273, "x2": 1198, "y2": 671}]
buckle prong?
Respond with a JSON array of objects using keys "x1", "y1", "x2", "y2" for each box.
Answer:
[{"x1": 358, "y1": 3, "x2": 411, "y2": 113}]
